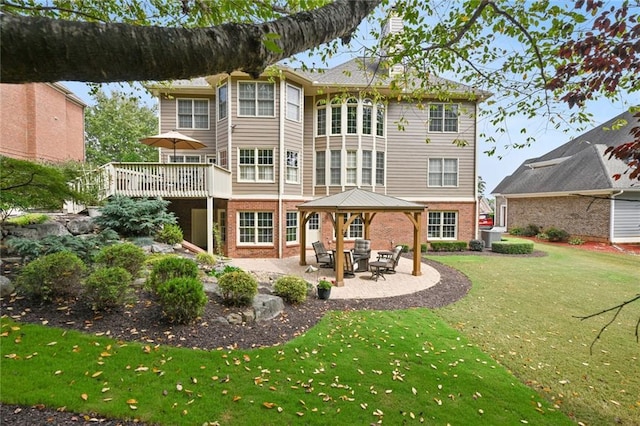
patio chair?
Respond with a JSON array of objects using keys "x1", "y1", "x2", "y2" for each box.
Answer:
[
  {"x1": 312, "y1": 241, "x2": 333, "y2": 268},
  {"x1": 351, "y1": 239, "x2": 371, "y2": 272},
  {"x1": 343, "y1": 250, "x2": 357, "y2": 278},
  {"x1": 376, "y1": 245, "x2": 403, "y2": 274}
]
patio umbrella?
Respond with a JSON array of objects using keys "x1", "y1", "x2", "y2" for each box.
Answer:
[{"x1": 139, "y1": 130, "x2": 206, "y2": 161}]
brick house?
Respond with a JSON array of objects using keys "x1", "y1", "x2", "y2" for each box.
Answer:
[
  {"x1": 492, "y1": 110, "x2": 640, "y2": 243},
  {"x1": 0, "y1": 82, "x2": 86, "y2": 163}
]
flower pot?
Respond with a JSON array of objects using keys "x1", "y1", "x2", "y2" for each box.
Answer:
[{"x1": 317, "y1": 287, "x2": 331, "y2": 300}]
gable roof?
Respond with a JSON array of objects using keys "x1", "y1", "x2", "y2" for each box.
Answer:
[
  {"x1": 493, "y1": 110, "x2": 639, "y2": 195},
  {"x1": 297, "y1": 188, "x2": 424, "y2": 212}
]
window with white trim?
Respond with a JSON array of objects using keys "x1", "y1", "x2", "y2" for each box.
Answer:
[
  {"x1": 428, "y1": 158, "x2": 458, "y2": 187},
  {"x1": 239, "y1": 148, "x2": 274, "y2": 182},
  {"x1": 346, "y1": 150, "x2": 357, "y2": 185},
  {"x1": 286, "y1": 150, "x2": 299, "y2": 183},
  {"x1": 331, "y1": 98, "x2": 342, "y2": 135},
  {"x1": 238, "y1": 82, "x2": 275, "y2": 116},
  {"x1": 376, "y1": 151, "x2": 385, "y2": 185},
  {"x1": 286, "y1": 211, "x2": 298, "y2": 243},
  {"x1": 347, "y1": 97, "x2": 358, "y2": 134},
  {"x1": 362, "y1": 99, "x2": 373, "y2": 135},
  {"x1": 315, "y1": 151, "x2": 325, "y2": 185},
  {"x1": 177, "y1": 99, "x2": 209, "y2": 129},
  {"x1": 217, "y1": 84, "x2": 228, "y2": 120},
  {"x1": 218, "y1": 149, "x2": 228, "y2": 168},
  {"x1": 316, "y1": 100, "x2": 327, "y2": 136},
  {"x1": 362, "y1": 150, "x2": 372, "y2": 185},
  {"x1": 335, "y1": 213, "x2": 363, "y2": 240},
  {"x1": 428, "y1": 103, "x2": 458, "y2": 132},
  {"x1": 376, "y1": 103, "x2": 385, "y2": 136},
  {"x1": 286, "y1": 84, "x2": 301, "y2": 121},
  {"x1": 238, "y1": 211, "x2": 273, "y2": 244},
  {"x1": 170, "y1": 155, "x2": 201, "y2": 163},
  {"x1": 428, "y1": 211, "x2": 457, "y2": 239},
  {"x1": 330, "y1": 150, "x2": 341, "y2": 185}
]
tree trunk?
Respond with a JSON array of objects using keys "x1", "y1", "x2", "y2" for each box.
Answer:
[{"x1": 1, "y1": 0, "x2": 381, "y2": 83}]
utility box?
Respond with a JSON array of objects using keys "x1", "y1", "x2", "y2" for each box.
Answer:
[{"x1": 481, "y1": 229, "x2": 503, "y2": 249}]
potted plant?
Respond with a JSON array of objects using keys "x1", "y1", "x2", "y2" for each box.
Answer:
[{"x1": 317, "y1": 279, "x2": 332, "y2": 300}]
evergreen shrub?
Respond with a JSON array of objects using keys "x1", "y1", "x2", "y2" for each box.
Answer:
[
  {"x1": 146, "y1": 256, "x2": 199, "y2": 294},
  {"x1": 491, "y1": 241, "x2": 534, "y2": 254},
  {"x1": 84, "y1": 266, "x2": 133, "y2": 311},
  {"x1": 430, "y1": 241, "x2": 467, "y2": 252},
  {"x1": 16, "y1": 252, "x2": 86, "y2": 301},
  {"x1": 157, "y1": 277, "x2": 208, "y2": 324},
  {"x1": 217, "y1": 270, "x2": 258, "y2": 306},
  {"x1": 155, "y1": 224, "x2": 183, "y2": 245},
  {"x1": 469, "y1": 239, "x2": 485, "y2": 251},
  {"x1": 273, "y1": 276, "x2": 308, "y2": 304},
  {"x1": 94, "y1": 242, "x2": 146, "y2": 277}
]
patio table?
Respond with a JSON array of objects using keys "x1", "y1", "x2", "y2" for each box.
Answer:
[{"x1": 369, "y1": 261, "x2": 387, "y2": 281}]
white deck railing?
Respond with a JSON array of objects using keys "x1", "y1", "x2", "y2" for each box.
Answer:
[{"x1": 77, "y1": 162, "x2": 232, "y2": 201}]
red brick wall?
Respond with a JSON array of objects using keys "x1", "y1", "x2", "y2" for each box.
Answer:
[{"x1": 0, "y1": 83, "x2": 85, "y2": 163}]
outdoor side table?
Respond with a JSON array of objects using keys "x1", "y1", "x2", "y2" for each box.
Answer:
[{"x1": 369, "y1": 261, "x2": 387, "y2": 281}]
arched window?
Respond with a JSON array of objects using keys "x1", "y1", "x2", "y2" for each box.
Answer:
[
  {"x1": 376, "y1": 103, "x2": 385, "y2": 136},
  {"x1": 316, "y1": 99, "x2": 327, "y2": 136},
  {"x1": 362, "y1": 98, "x2": 373, "y2": 135},
  {"x1": 331, "y1": 98, "x2": 342, "y2": 135},
  {"x1": 346, "y1": 97, "x2": 358, "y2": 134}
]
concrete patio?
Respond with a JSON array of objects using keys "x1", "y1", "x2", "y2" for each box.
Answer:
[{"x1": 228, "y1": 250, "x2": 440, "y2": 300}]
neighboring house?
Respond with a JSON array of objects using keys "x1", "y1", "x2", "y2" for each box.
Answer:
[
  {"x1": 96, "y1": 18, "x2": 489, "y2": 258},
  {"x1": 493, "y1": 110, "x2": 640, "y2": 243},
  {"x1": 0, "y1": 82, "x2": 86, "y2": 162}
]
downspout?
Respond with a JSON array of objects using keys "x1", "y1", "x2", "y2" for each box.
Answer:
[
  {"x1": 473, "y1": 102, "x2": 479, "y2": 240},
  {"x1": 609, "y1": 190, "x2": 624, "y2": 243},
  {"x1": 278, "y1": 79, "x2": 285, "y2": 258}
]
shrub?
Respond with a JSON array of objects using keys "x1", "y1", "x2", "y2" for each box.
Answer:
[
  {"x1": 195, "y1": 252, "x2": 216, "y2": 266},
  {"x1": 209, "y1": 264, "x2": 242, "y2": 278},
  {"x1": 6, "y1": 229, "x2": 119, "y2": 264},
  {"x1": 146, "y1": 257, "x2": 199, "y2": 294},
  {"x1": 217, "y1": 270, "x2": 258, "y2": 306},
  {"x1": 16, "y1": 252, "x2": 86, "y2": 301},
  {"x1": 430, "y1": 241, "x2": 467, "y2": 252},
  {"x1": 521, "y1": 224, "x2": 540, "y2": 237},
  {"x1": 155, "y1": 224, "x2": 183, "y2": 245},
  {"x1": 568, "y1": 237, "x2": 585, "y2": 245},
  {"x1": 508, "y1": 227, "x2": 523, "y2": 236},
  {"x1": 6, "y1": 213, "x2": 49, "y2": 226},
  {"x1": 420, "y1": 243, "x2": 428, "y2": 253},
  {"x1": 546, "y1": 227, "x2": 570, "y2": 242},
  {"x1": 469, "y1": 239, "x2": 485, "y2": 251},
  {"x1": 536, "y1": 232, "x2": 549, "y2": 240},
  {"x1": 491, "y1": 240, "x2": 534, "y2": 254},
  {"x1": 84, "y1": 266, "x2": 133, "y2": 311},
  {"x1": 157, "y1": 277, "x2": 208, "y2": 324},
  {"x1": 93, "y1": 196, "x2": 177, "y2": 237},
  {"x1": 273, "y1": 276, "x2": 308, "y2": 304},
  {"x1": 400, "y1": 244, "x2": 410, "y2": 253},
  {"x1": 94, "y1": 242, "x2": 146, "y2": 277}
]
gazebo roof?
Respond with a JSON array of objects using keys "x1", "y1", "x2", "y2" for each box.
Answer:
[{"x1": 297, "y1": 188, "x2": 424, "y2": 212}]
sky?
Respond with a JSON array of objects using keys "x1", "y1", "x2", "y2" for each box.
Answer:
[{"x1": 62, "y1": 1, "x2": 640, "y2": 198}]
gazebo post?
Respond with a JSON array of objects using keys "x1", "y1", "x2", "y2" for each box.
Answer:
[
  {"x1": 335, "y1": 212, "x2": 345, "y2": 286},
  {"x1": 299, "y1": 211, "x2": 308, "y2": 266},
  {"x1": 412, "y1": 211, "x2": 422, "y2": 276}
]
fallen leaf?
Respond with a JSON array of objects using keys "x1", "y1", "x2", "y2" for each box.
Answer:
[
  {"x1": 263, "y1": 402, "x2": 276, "y2": 409},
  {"x1": 126, "y1": 399, "x2": 137, "y2": 404},
  {"x1": 233, "y1": 395, "x2": 242, "y2": 402},
  {"x1": 91, "y1": 371, "x2": 103, "y2": 378},
  {"x1": 81, "y1": 394, "x2": 88, "y2": 401}
]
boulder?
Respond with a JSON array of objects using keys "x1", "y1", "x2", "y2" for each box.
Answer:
[
  {"x1": 33, "y1": 222, "x2": 71, "y2": 239},
  {"x1": 150, "y1": 243, "x2": 175, "y2": 254},
  {"x1": 252, "y1": 294, "x2": 284, "y2": 322},
  {"x1": 241, "y1": 308, "x2": 255, "y2": 324},
  {"x1": 226, "y1": 313, "x2": 243, "y2": 325},
  {"x1": 66, "y1": 217, "x2": 96, "y2": 235},
  {"x1": 0, "y1": 276, "x2": 15, "y2": 298}
]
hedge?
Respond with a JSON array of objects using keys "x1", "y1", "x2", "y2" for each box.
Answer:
[
  {"x1": 491, "y1": 240, "x2": 534, "y2": 254},
  {"x1": 429, "y1": 241, "x2": 467, "y2": 252}
]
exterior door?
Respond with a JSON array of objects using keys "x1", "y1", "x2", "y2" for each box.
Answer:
[
  {"x1": 499, "y1": 204, "x2": 507, "y2": 227},
  {"x1": 306, "y1": 213, "x2": 321, "y2": 248},
  {"x1": 191, "y1": 209, "x2": 207, "y2": 249}
]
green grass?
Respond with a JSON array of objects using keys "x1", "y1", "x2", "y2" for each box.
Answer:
[
  {"x1": 1, "y1": 310, "x2": 570, "y2": 425},
  {"x1": 431, "y1": 241, "x2": 640, "y2": 425}
]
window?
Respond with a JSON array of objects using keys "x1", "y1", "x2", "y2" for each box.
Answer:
[
  {"x1": 428, "y1": 158, "x2": 458, "y2": 187},
  {"x1": 238, "y1": 82, "x2": 275, "y2": 116},
  {"x1": 308, "y1": 213, "x2": 319, "y2": 231},
  {"x1": 347, "y1": 97, "x2": 358, "y2": 134},
  {"x1": 346, "y1": 151, "x2": 357, "y2": 185},
  {"x1": 337, "y1": 213, "x2": 363, "y2": 239},
  {"x1": 362, "y1": 150, "x2": 372, "y2": 185},
  {"x1": 177, "y1": 99, "x2": 209, "y2": 129},
  {"x1": 376, "y1": 151, "x2": 385, "y2": 185},
  {"x1": 330, "y1": 150, "x2": 341, "y2": 185},
  {"x1": 217, "y1": 84, "x2": 228, "y2": 120},
  {"x1": 286, "y1": 84, "x2": 301, "y2": 121},
  {"x1": 428, "y1": 211, "x2": 457, "y2": 239},
  {"x1": 238, "y1": 211, "x2": 273, "y2": 244},
  {"x1": 315, "y1": 151, "x2": 325, "y2": 185},
  {"x1": 239, "y1": 148, "x2": 274, "y2": 182},
  {"x1": 286, "y1": 211, "x2": 298, "y2": 243},
  {"x1": 218, "y1": 149, "x2": 228, "y2": 168},
  {"x1": 362, "y1": 99, "x2": 373, "y2": 135},
  {"x1": 429, "y1": 103, "x2": 458, "y2": 132},
  {"x1": 376, "y1": 103, "x2": 385, "y2": 136},
  {"x1": 170, "y1": 155, "x2": 201, "y2": 163},
  {"x1": 331, "y1": 98, "x2": 342, "y2": 134},
  {"x1": 316, "y1": 100, "x2": 327, "y2": 136},
  {"x1": 286, "y1": 150, "x2": 299, "y2": 183},
  {"x1": 216, "y1": 210, "x2": 226, "y2": 243}
]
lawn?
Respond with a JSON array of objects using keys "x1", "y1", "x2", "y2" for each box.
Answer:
[{"x1": 431, "y1": 241, "x2": 640, "y2": 425}]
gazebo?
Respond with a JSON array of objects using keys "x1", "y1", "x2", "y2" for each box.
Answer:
[{"x1": 297, "y1": 188, "x2": 426, "y2": 286}]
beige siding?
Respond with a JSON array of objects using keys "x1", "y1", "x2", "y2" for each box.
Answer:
[
  {"x1": 282, "y1": 83, "x2": 304, "y2": 197},
  {"x1": 159, "y1": 94, "x2": 216, "y2": 162},
  {"x1": 302, "y1": 97, "x2": 315, "y2": 196},
  {"x1": 385, "y1": 101, "x2": 476, "y2": 198}
]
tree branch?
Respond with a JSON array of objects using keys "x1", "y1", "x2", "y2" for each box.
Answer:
[
  {"x1": 0, "y1": 0, "x2": 107, "y2": 22},
  {"x1": 0, "y1": 0, "x2": 381, "y2": 83},
  {"x1": 574, "y1": 294, "x2": 640, "y2": 355}
]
